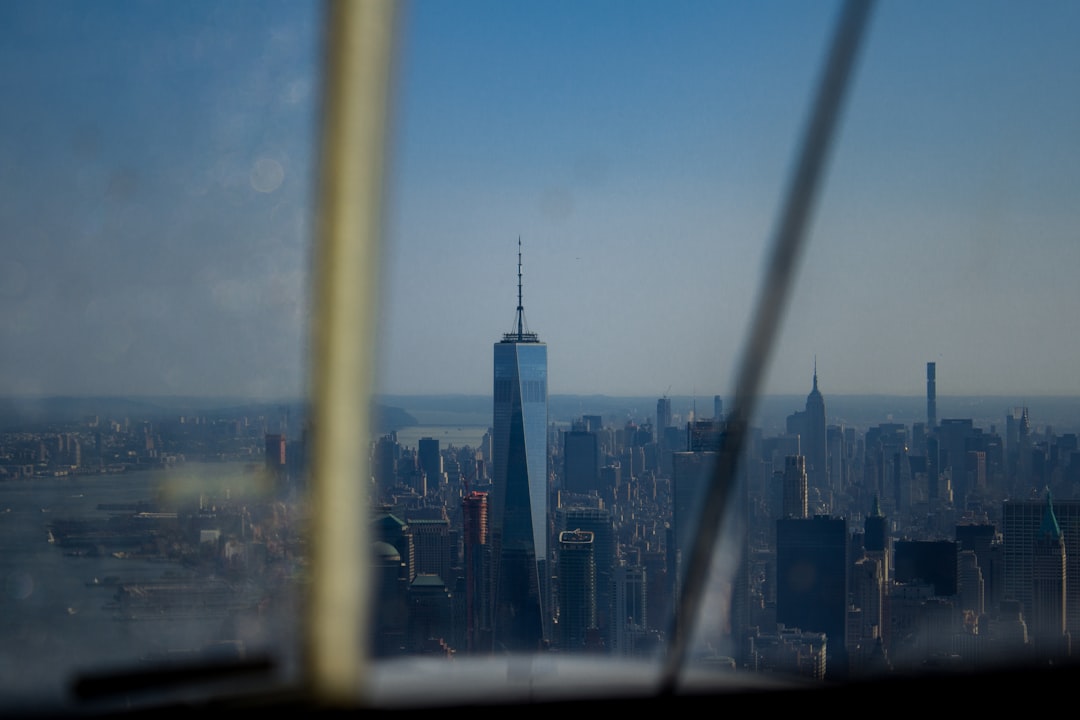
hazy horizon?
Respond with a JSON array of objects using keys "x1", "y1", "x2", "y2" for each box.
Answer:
[{"x1": 8, "y1": 390, "x2": 1080, "y2": 401}]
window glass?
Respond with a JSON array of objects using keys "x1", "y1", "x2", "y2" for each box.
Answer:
[
  {"x1": 5, "y1": 0, "x2": 1080, "y2": 710},
  {"x1": 0, "y1": 0, "x2": 320, "y2": 710},
  {"x1": 377, "y1": 0, "x2": 1080, "y2": 687}
]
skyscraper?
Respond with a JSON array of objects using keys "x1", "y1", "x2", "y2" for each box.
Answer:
[
  {"x1": 804, "y1": 362, "x2": 828, "y2": 495},
  {"x1": 776, "y1": 515, "x2": 849, "y2": 677},
  {"x1": 782, "y1": 455, "x2": 808, "y2": 519},
  {"x1": 490, "y1": 241, "x2": 549, "y2": 651},
  {"x1": 926, "y1": 362, "x2": 937, "y2": 430},
  {"x1": 408, "y1": 517, "x2": 453, "y2": 587},
  {"x1": 265, "y1": 433, "x2": 286, "y2": 488},
  {"x1": 894, "y1": 540, "x2": 959, "y2": 596},
  {"x1": 418, "y1": 436, "x2": 442, "y2": 487},
  {"x1": 563, "y1": 424, "x2": 600, "y2": 495},
  {"x1": 1004, "y1": 497, "x2": 1080, "y2": 638},
  {"x1": 938, "y1": 418, "x2": 977, "y2": 507},
  {"x1": 864, "y1": 497, "x2": 890, "y2": 581},
  {"x1": 672, "y1": 451, "x2": 718, "y2": 595},
  {"x1": 557, "y1": 506, "x2": 615, "y2": 645},
  {"x1": 557, "y1": 529, "x2": 597, "y2": 651},
  {"x1": 1031, "y1": 491, "x2": 1066, "y2": 649},
  {"x1": 656, "y1": 397, "x2": 672, "y2": 436},
  {"x1": 611, "y1": 564, "x2": 647, "y2": 656},
  {"x1": 462, "y1": 491, "x2": 490, "y2": 652}
]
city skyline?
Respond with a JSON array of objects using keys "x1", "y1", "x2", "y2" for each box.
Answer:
[
  {"x1": 4, "y1": 2, "x2": 1080, "y2": 400},
  {"x1": 9, "y1": 1, "x2": 1080, "y2": 707}
]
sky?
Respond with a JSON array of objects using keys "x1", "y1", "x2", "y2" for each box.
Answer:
[{"x1": 3, "y1": 1, "x2": 1080, "y2": 400}]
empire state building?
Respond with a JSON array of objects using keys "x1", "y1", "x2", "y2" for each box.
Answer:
[{"x1": 490, "y1": 241, "x2": 548, "y2": 650}]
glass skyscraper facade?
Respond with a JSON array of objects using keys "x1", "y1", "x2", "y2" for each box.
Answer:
[
  {"x1": 491, "y1": 339, "x2": 548, "y2": 650},
  {"x1": 490, "y1": 250, "x2": 549, "y2": 650}
]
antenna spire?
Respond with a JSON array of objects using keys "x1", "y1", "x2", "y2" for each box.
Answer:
[
  {"x1": 502, "y1": 237, "x2": 539, "y2": 343},
  {"x1": 517, "y1": 236, "x2": 524, "y2": 340}
]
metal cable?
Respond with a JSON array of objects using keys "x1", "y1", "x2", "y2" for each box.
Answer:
[{"x1": 660, "y1": 0, "x2": 875, "y2": 693}]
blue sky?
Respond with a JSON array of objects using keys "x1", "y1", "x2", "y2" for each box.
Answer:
[{"x1": 2, "y1": 1, "x2": 1080, "y2": 399}]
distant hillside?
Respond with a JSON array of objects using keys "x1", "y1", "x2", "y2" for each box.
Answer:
[{"x1": 372, "y1": 404, "x2": 418, "y2": 434}]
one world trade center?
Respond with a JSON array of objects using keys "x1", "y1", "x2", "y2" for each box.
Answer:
[{"x1": 491, "y1": 241, "x2": 548, "y2": 651}]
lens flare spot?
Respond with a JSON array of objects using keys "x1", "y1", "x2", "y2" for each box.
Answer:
[{"x1": 250, "y1": 157, "x2": 285, "y2": 193}]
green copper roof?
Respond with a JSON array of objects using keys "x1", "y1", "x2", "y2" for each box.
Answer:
[{"x1": 1040, "y1": 489, "x2": 1062, "y2": 539}]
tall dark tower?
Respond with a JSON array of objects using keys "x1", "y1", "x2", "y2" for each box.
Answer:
[
  {"x1": 265, "y1": 433, "x2": 287, "y2": 489},
  {"x1": 556, "y1": 506, "x2": 615, "y2": 647},
  {"x1": 862, "y1": 497, "x2": 890, "y2": 644},
  {"x1": 1032, "y1": 490, "x2": 1067, "y2": 650},
  {"x1": 1004, "y1": 496, "x2": 1080, "y2": 638},
  {"x1": 557, "y1": 529, "x2": 597, "y2": 651},
  {"x1": 418, "y1": 436, "x2": 442, "y2": 487},
  {"x1": 804, "y1": 360, "x2": 828, "y2": 495},
  {"x1": 782, "y1": 455, "x2": 809, "y2": 519},
  {"x1": 490, "y1": 239, "x2": 549, "y2": 651},
  {"x1": 864, "y1": 496, "x2": 889, "y2": 553},
  {"x1": 563, "y1": 424, "x2": 600, "y2": 495},
  {"x1": 927, "y1": 362, "x2": 937, "y2": 430},
  {"x1": 462, "y1": 491, "x2": 490, "y2": 652},
  {"x1": 776, "y1": 515, "x2": 849, "y2": 677},
  {"x1": 657, "y1": 397, "x2": 672, "y2": 434}
]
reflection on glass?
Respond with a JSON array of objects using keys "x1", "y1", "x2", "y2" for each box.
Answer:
[
  {"x1": 0, "y1": 0, "x2": 319, "y2": 710},
  {"x1": 373, "y1": 0, "x2": 1080, "y2": 690},
  {"x1": 4, "y1": 0, "x2": 1080, "y2": 711}
]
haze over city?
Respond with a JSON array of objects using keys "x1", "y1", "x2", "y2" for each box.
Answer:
[
  {"x1": 8, "y1": 2, "x2": 1080, "y2": 706},
  {"x1": 2, "y1": 1, "x2": 1080, "y2": 400}
]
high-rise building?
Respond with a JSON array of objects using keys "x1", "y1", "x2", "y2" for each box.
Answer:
[
  {"x1": 462, "y1": 491, "x2": 490, "y2": 653},
  {"x1": 926, "y1": 433, "x2": 941, "y2": 503},
  {"x1": 656, "y1": 398, "x2": 672, "y2": 436},
  {"x1": 557, "y1": 529, "x2": 597, "y2": 651},
  {"x1": 563, "y1": 425, "x2": 600, "y2": 495},
  {"x1": 782, "y1": 455, "x2": 808, "y2": 519},
  {"x1": 864, "y1": 496, "x2": 890, "y2": 583},
  {"x1": 804, "y1": 363, "x2": 828, "y2": 495},
  {"x1": 611, "y1": 564, "x2": 648, "y2": 656},
  {"x1": 687, "y1": 420, "x2": 723, "y2": 452},
  {"x1": 957, "y1": 550, "x2": 985, "y2": 616},
  {"x1": 926, "y1": 362, "x2": 937, "y2": 430},
  {"x1": 937, "y1": 418, "x2": 977, "y2": 506},
  {"x1": 556, "y1": 506, "x2": 615, "y2": 645},
  {"x1": 490, "y1": 242, "x2": 549, "y2": 651},
  {"x1": 418, "y1": 437, "x2": 442, "y2": 487},
  {"x1": 406, "y1": 574, "x2": 454, "y2": 654},
  {"x1": 956, "y1": 523, "x2": 996, "y2": 605},
  {"x1": 894, "y1": 540, "x2": 959, "y2": 596},
  {"x1": 826, "y1": 425, "x2": 845, "y2": 496},
  {"x1": 776, "y1": 515, "x2": 849, "y2": 677},
  {"x1": 850, "y1": 556, "x2": 884, "y2": 667},
  {"x1": 671, "y1": 451, "x2": 718, "y2": 596},
  {"x1": 265, "y1": 433, "x2": 286, "y2": 484},
  {"x1": 1031, "y1": 492, "x2": 1066, "y2": 649},
  {"x1": 372, "y1": 433, "x2": 400, "y2": 501},
  {"x1": 581, "y1": 415, "x2": 603, "y2": 432},
  {"x1": 1003, "y1": 497, "x2": 1080, "y2": 638},
  {"x1": 408, "y1": 517, "x2": 453, "y2": 587}
]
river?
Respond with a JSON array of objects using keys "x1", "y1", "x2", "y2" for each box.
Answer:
[{"x1": 0, "y1": 463, "x2": 299, "y2": 710}]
